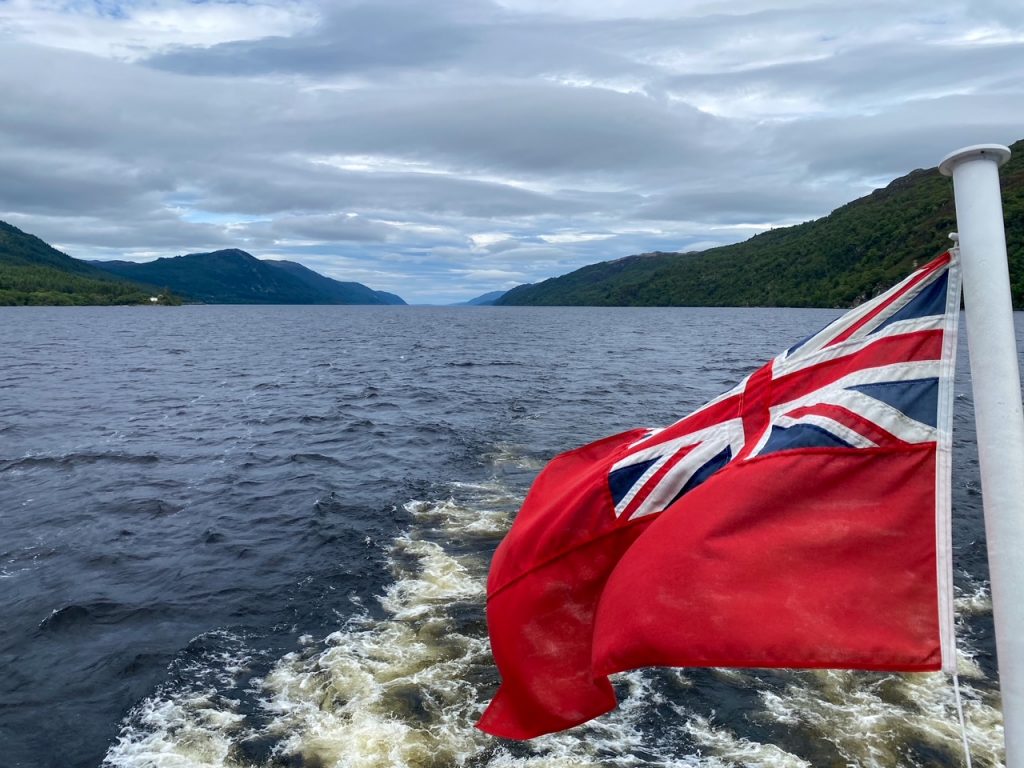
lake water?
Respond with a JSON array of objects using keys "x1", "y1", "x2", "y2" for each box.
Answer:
[{"x1": 0, "y1": 304, "x2": 1016, "y2": 768}]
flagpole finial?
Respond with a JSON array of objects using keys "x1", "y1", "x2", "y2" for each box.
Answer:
[{"x1": 938, "y1": 144, "x2": 1011, "y2": 176}]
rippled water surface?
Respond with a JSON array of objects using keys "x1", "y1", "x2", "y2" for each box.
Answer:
[{"x1": 0, "y1": 305, "x2": 1018, "y2": 768}]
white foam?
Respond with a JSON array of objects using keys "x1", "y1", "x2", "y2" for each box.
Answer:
[
  {"x1": 956, "y1": 581, "x2": 993, "y2": 616},
  {"x1": 758, "y1": 668, "x2": 1004, "y2": 767},
  {"x1": 104, "y1": 632, "x2": 256, "y2": 768},
  {"x1": 481, "y1": 443, "x2": 548, "y2": 471},
  {"x1": 379, "y1": 535, "x2": 484, "y2": 619},
  {"x1": 104, "y1": 695, "x2": 246, "y2": 768},
  {"x1": 255, "y1": 618, "x2": 493, "y2": 767},
  {"x1": 681, "y1": 713, "x2": 812, "y2": 768},
  {"x1": 405, "y1": 497, "x2": 510, "y2": 537},
  {"x1": 246, "y1": 491, "x2": 505, "y2": 767}
]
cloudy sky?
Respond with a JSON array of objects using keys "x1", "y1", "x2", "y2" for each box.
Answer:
[{"x1": 1, "y1": 0, "x2": 1022, "y2": 303}]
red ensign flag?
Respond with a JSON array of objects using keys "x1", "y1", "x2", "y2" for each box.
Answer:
[{"x1": 478, "y1": 252, "x2": 960, "y2": 739}]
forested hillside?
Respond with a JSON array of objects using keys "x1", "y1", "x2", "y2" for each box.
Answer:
[{"x1": 0, "y1": 222, "x2": 155, "y2": 305}]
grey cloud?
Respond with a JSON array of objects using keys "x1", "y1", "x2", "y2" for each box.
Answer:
[
  {"x1": 771, "y1": 93, "x2": 1024, "y2": 178},
  {"x1": 664, "y1": 40, "x2": 1024, "y2": 110},
  {"x1": 246, "y1": 83, "x2": 731, "y2": 180},
  {"x1": 0, "y1": 42, "x2": 732, "y2": 200},
  {"x1": 0, "y1": 150, "x2": 171, "y2": 217},
  {"x1": 196, "y1": 162, "x2": 590, "y2": 218},
  {"x1": 266, "y1": 213, "x2": 398, "y2": 243},
  {"x1": 964, "y1": 0, "x2": 1024, "y2": 26},
  {"x1": 146, "y1": 0, "x2": 480, "y2": 76},
  {"x1": 3, "y1": 211, "x2": 235, "y2": 252},
  {"x1": 144, "y1": 0, "x2": 657, "y2": 85},
  {"x1": 636, "y1": 183, "x2": 854, "y2": 224},
  {"x1": 475, "y1": 238, "x2": 527, "y2": 255},
  {"x1": 139, "y1": 1, "x2": 880, "y2": 88}
]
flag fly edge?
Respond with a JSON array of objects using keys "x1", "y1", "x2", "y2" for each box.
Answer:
[{"x1": 937, "y1": 248, "x2": 963, "y2": 674}]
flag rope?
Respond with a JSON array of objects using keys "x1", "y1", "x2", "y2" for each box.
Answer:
[{"x1": 953, "y1": 671, "x2": 974, "y2": 768}]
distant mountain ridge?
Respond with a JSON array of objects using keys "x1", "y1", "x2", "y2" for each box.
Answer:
[
  {"x1": 498, "y1": 139, "x2": 1024, "y2": 309},
  {"x1": 263, "y1": 260, "x2": 405, "y2": 305},
  {"x1": 452, "y1": 290, "x2": 509, "y2": 306},
  {"x1": 92, "y1": 249, "x2": 406, "y2": 305}
]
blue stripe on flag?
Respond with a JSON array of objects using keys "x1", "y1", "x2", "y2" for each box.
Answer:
[
  {"x1": 847, "y1": 378, "x2": 939, "y2": 427},
  {"x1": 760, "y1": 424, "x2": 855, "y2": 454},
  {"x1": 666, "y1": 446, "x2": 732, "y2": 507},
  {"x1": 608, "y1": 458, "x2": 659, "y2": 507},
  {"x1": 871, "y1": 271, "x2": 949, "y2": 334}
]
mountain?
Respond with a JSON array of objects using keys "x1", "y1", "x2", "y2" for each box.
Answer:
[
  {"x1": 93, "y1": 250, "x2": 406, "y2": 305},
  {"x1": 452, "y1": 290, "x2": 510, "y2": 306},
  {"x1": 498, "y1": 139, "x2": 1024, "y2": 309},
  {"x1": 373, "y1": 291, "x2": 406, "y2": 306},
  {"x1": 263, "y1": 260, "x2": 405, "y2": 305},
  {"x1": 0, "y1": 221, "x2": 158, "y2": 305}
]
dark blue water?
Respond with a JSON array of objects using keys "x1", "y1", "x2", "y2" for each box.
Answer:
[{"x1": 0, "y1": 305, "x2": 1016, "y2": 767}]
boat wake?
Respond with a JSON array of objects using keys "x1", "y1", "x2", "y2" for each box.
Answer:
[{"x1": 104, "y1": 457, "x2": 1005, "y2": 767}]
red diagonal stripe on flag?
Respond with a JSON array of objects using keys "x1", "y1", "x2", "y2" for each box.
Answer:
[
  {"x1": 826, "y1": 253, "x2": 951, "y2": 347},
  {"x1": 782, "y1": 403, "x2": 913, "y2": 448}
]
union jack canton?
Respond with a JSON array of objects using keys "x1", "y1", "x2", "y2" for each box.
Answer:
[{"x1": 608, "y1": 251, "x2": 961, "y2": 523}]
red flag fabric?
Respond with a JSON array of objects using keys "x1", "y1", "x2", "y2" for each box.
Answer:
[{"x1": 478, "y1": 252, "x2": 960, "y2": 740}]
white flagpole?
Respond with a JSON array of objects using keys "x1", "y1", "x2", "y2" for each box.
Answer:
[{"x1": 939, "y1": 143, "x2": 1023, "y2": 765}]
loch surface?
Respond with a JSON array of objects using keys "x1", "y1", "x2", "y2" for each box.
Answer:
[{"x1": 0, "y1": 304, "x2": 1016, "y2": 767}]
